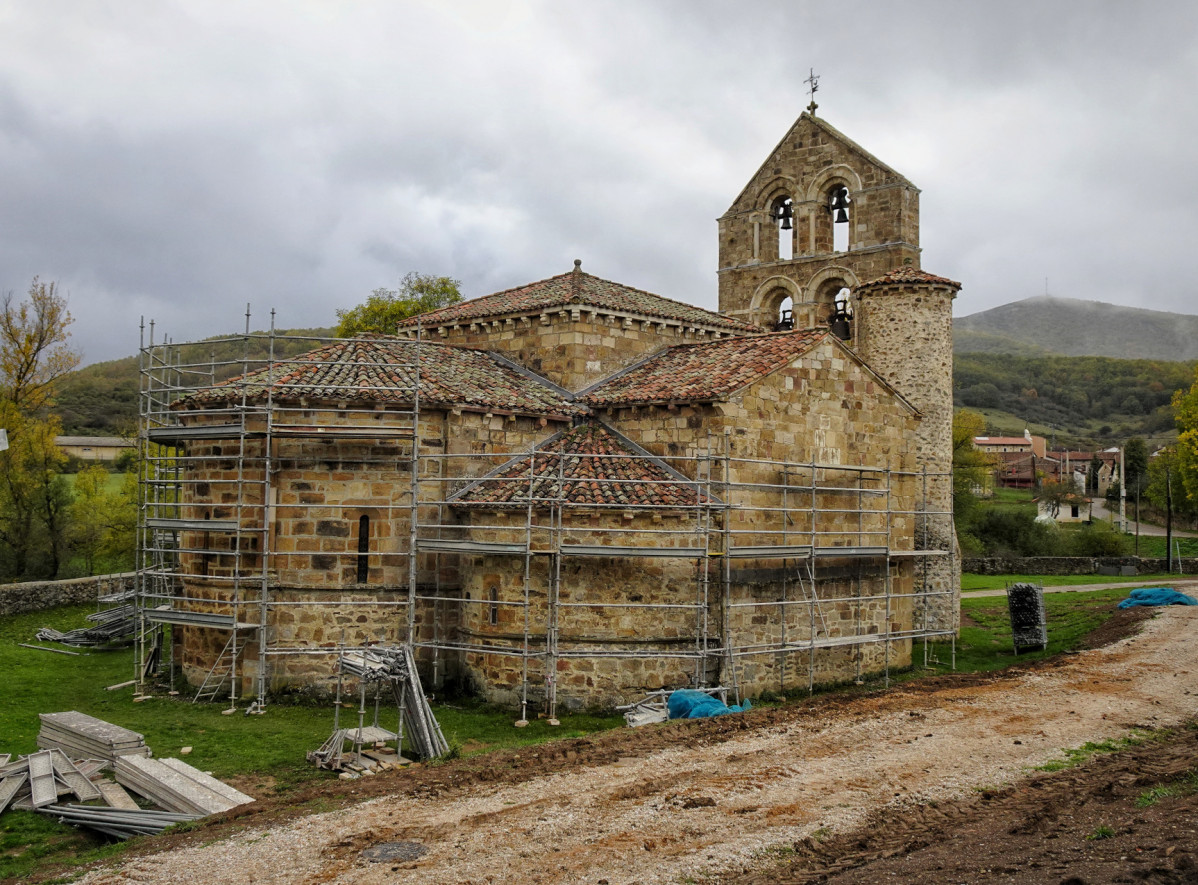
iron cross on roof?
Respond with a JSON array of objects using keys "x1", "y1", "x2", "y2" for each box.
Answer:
[{"x1": 805, "y1": 68, "x2": 820, "y2": 115}]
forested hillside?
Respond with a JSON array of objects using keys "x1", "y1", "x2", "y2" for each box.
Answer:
[
  {"x1": 53, "y1": 328, "x2": 333, "y2": 435},
  {"x1": 955, "y1": 353, "x2": 1194, "y2": 447}
]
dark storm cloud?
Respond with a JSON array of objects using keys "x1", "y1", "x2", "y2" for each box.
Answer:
[{"x1": 1, "y1": 1, "x2": 1195, "y2": 364}]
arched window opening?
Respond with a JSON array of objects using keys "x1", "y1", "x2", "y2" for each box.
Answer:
[
  {"x1": 489, "y1": 586, "x2": 499, "y2": 626},
  {"x1": 829, "y1": 186, "x2": 850, "y2": 253},
  {"x1": 829, "y1": 287, "x2": 853, "y2": 341},
  {"x1": 772, "y1": 196, "x2": 794, "y2": 260},
  {"x1": 356, "y1": 514, "x2": 370, "y2": 584},
  {"x1": 775, "y1": 295, "x2": 794, "y2": 331}
]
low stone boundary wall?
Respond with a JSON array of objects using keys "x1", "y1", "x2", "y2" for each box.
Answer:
[
  {"x1": 0, "y1": 573, "x2": 137, "y2": 617},
  {"x1": 963, "y1": 557, "x2": 1198, "y2": 577}
]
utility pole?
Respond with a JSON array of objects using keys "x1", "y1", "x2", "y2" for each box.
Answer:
[
  {"x1": 1118, "y1": 447, "x2": 1126, "y2": 533},
  {"x1": 1166, "y1": 466, "x2": 1174, "y2": 573}
]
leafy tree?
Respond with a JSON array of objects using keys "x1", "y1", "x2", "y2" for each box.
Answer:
[
  {"x1": 952, "y1": 410, "x2": 992, "y2": 519},
  {"x1": 1, "y1": 277, "x2": 81, "y2": 411},
  {"x1": 1036, "y1": 478, "x2": 1079, "y2": 519},
  {"x1": 1088, "y1": 454, "x2": 1102, "y2": 495},
  {"x1": 0, "y1": 404, "x2": 72, "y2": 578},
  {"x1": 1124, "y1": 438, "x2": 1148, "y2": 496},
  {"x1": 1145, "y1": 447, "x2": 1198, "y2": 527},
  {"x1": 335, "y1": 272, "x2": 462, "y2": 337},
  {"x1": 1173, "y1": 368, "x2": 1198, "y2": 512},
  {"x1": 69, "y1": 465, "x2": 137, "y2": 575},
  {"x1": 0, "y1": 278, "x2": 81, "y2": 580}
]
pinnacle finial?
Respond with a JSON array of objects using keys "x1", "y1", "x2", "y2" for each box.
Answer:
[{"x1": 573, "y1": 259, "x2": 582, "y2": 272}]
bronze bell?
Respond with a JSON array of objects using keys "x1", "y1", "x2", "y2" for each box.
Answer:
[{"x1": 835, "y1": 207, "x2": 849, "y2": 223}]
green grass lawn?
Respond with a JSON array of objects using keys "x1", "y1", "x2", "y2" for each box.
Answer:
[
  {"x1": 0, "y1": 604, "x2": 620, "y2": 880},
  {"x1": 960, "y1": 572, "x2": 1185, "y2": 592},
  {"x1": 925, "y1": 587, "x2": 1132, "y2": 673},
  {"x1": 1127, "y1": 534, "x2": 1198, "y2": 559},
  {"x1": 0, "y1": 587, "x2": 1140, "y2": 880}
]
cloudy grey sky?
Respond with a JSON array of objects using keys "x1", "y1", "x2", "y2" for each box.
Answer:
[{"x1": 2, "y1": 1, "x2": 1196, "y2": 366}]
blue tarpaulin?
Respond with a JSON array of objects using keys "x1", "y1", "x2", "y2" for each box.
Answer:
[
  {"x1": 667, "y1": 689, "x2": 752, "y2": 719},
  {"x1": 1117, "y1": 587, "x2": 1198, "y2": 608}
]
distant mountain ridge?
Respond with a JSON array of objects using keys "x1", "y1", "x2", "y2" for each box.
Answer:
[{"x1": 955, "y1": 296, "x2": 1198, "y2": 359}]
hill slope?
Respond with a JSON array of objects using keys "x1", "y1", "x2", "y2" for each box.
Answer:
[
  {"x1": 53, "y1": 327, "x2": 334, "y2": 436},
  {"x1": 955, "y1": 296, "x2": 1198, "y2": 359}
]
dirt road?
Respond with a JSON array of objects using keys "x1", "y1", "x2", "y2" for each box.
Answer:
[{"x1": 78, "y1": 607, "x2": 1198, "y2": 885}]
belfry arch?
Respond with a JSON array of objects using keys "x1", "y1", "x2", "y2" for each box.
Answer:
[
  {"x1": 807, "y1": 165, "x2": 862, "y2": 256},
  {"x1": 748, "y1": 276, "x2": 802, "y2": 330}
]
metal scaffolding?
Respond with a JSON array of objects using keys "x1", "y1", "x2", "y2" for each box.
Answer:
[{"x1": 136, "y1": 321, "x2": 955, "y2": 717}]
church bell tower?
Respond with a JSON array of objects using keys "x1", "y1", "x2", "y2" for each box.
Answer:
[{"x1": 717, "y1": 112, "x2": 921, "y2": 332}]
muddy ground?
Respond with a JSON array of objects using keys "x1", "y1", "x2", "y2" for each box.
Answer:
[{"x1": 41, "y1": 606, "x2": 1198, "y2": 884}]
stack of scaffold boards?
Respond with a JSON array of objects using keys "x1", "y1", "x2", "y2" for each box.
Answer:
[
  {"x1": 37, "y1": 711, "x2": 151, "y2": 762},
  {"x1": 35, "y1": 604, "x2": 137, "y2": 648},
  {"x1": 308, "y1": 643, "x2": 449, "y2": 774},
  {"x1": 1, "y1": 712, "x2": 253, "y2": 840}
]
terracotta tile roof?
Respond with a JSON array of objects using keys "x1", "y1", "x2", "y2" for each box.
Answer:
[
  {"x1": 857, "y1": 267, "x2": 961, "y2": 291},
  {"x1": 176, "y1": 336, "x2": 586, "y2": 420},
  {"x1": 397, "y1": 264, "x2": 761, "y2": 333},
  {"x1": 580, "y1": 329, "x2": 828, "y2": 407},
  {"x1": 973, "y1": 436, "x2": 1033, "y2": 446},
  {"x1": 450, "y1": 421, "x2": 708, "y2": 510}
]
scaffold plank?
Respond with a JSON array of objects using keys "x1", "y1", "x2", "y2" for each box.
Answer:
[
  {"x1": 269, "y1": 424, "x2": 413, "y2": 439},
  {"x1": 27, "y1": 751, "x2": 57, "y2": 808},
  {"x1": 415, "y1": 539, "x2": 529, "y2": 555},
  {"x1": 145, "y1": 425, "x2": 261, "y2": 443},
  {"x1": 145, "y1": 517, "x2": 240, "y2": 532},
  {"x1": 559, "y1": 544, "x2": 707, "y2": 559},
  {"x1": 812, "y1": 546, "x2": 889, "y2": 558},
  {"x1": 143, "y1": 607, "x2": 258, "y2": 630},
  {"x1": 724, "y1": 544, "x2": 813, "y2": 559},
  {"x1": 887, "y1": 549, "x2": 950, "y2": 557}
]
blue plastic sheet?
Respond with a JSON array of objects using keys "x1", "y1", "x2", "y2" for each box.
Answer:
[
  {"x1": 667, "y1": 689, "x2": 752, "y2": 719},
  {"x1": 1117, "y1": 587, "x2": 1197, "y2": 608}
]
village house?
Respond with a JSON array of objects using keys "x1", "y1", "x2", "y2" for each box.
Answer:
[{"x1": 138, "y1": 112, "x2": 961, "y2": 713}]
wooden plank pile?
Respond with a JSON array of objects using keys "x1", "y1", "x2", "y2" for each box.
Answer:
[
  {"x1": 3, "y1": 712, "x2": 254, "y2": 840},
  {"x1": 37, "y1": 711, "x2": 151, "y2": 762}
]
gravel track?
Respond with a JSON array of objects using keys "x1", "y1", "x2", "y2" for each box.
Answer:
[{"x1": 77, "y1": 607, "x2": 1198, "y2": 885}]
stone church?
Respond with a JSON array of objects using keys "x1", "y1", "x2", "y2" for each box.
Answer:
[{"x1": 147, "y1": 112, "x2": 960, "y2": 712}]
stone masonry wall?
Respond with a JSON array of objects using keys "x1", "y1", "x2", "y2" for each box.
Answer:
[
  {"x1": 172, "y1": 405, "x2": 558, "y2": 694},
  {"x1": 454, "y1": 510, "x2": 705, "y2": 709},
  {"x1": 415, "y1": 312, "x2": 742, "y2": 392},
  {"x1": 854, "y1": 281, "x2": 959, "y2": 633},
  {"x1": 0, "y1": 572, "x2": 137, "y2": 617}
]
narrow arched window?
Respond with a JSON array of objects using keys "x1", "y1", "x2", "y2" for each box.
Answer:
[
  {"x1": 772, "y1": 196, "x2": 794, "y2": 260},
  {"x1": 356, "y1": 514, "x2": 370, "y2": 583},
  {"x1": 830, "y1": 186, "x2": 850, "y2": 252},
  {"x1": 829, "y1": 288, "x2": 853, "y2": 341},
  {"x1": 776, "y1": 295, "x2": 794, "y2": 331},
  {"x1": 489, "y1": 586, "x2": 499, "y2": 626}
]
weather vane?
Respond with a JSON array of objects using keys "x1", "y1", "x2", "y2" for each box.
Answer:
[{"x1": 805, "y1": 68, "x2": 820, "y2": 115}]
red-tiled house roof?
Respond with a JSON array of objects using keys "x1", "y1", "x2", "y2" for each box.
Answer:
[
  {"x1": 450, "y1": 421, "x2": 708, "y2": 510},
  {"x1": 397, "y1": 264, "x2": 761, "y2": 334},
  {"x1": 176, "y1": 336, "x2": 586, "y2": 420},
  {"x1": 857, "y1": 267, "x2": 961, "y2": 291},
  {"x1": 579, "y1": 329, "x2": 831, "y2": 407}
]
